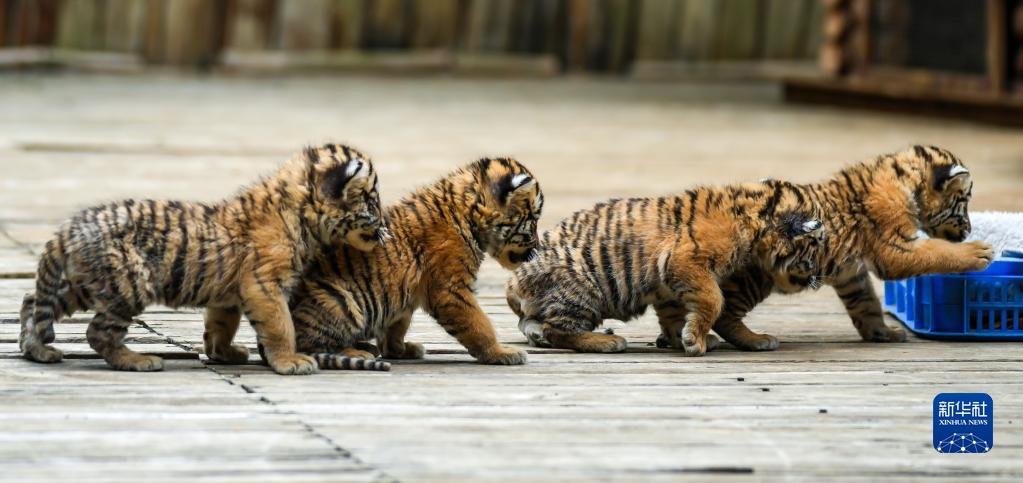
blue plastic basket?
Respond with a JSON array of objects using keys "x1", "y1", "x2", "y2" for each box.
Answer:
[{"x1": 883, "y1": 257, "x2": 1023, "y2": 340}]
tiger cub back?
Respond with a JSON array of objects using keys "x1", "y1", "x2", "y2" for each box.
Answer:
[{"x1": 507, "y1": 182, "x2": 825, "y2": 356}]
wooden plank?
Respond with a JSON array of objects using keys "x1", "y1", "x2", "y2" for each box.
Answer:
[
  {"x1": 141, "y1": 0, "x2": 167, "y2": 63},
  {"x1": 635, "y1": 0, "x2": 680, "y2": 60},
  {"x1": 763, "y1": 0, "x2": 813, "y2": 59},
  {"x1": 277, "y1": 0, "x2": 332, "y2": 51},
  {"x1": 158, "y1": 0, "x2": 224, "y2": 66},
  {"x1": 224, "y1": 0, "x2": 276, "y2": 51},
  {"x1": 409, "y1": 0, "x2": 458, "y2": 49},
  {"x1": 329, "y1": 0, "x2": 364, "y2": 50},
  {"x1": 364, "y1": 0, "x2": 407, "y2": 49},
  {"x1": 563, "y1": 0, "x2": 590, "y2": 70},
  {"x1": 463, "y1": 0, "x2": 514, "y2": 52},
  {"x1": 677, "y1": 0, "x2": 719, "y2": 60},
  {"x1": 55, "y1": 0, "x2": 104, "y2": 50},
  {"x1": 713, "y1": 0, "x2": 763, "y2": 59},
  {"x1": 102, "y1": 0, "x2": 145, "y2": 52},
  {"x1": 987, "y1": 0, "x2": 1008, "y2": 93}
]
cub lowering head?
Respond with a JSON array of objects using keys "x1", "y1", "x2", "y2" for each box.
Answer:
[
  {"x1": 305, "y1": 144, "x2": 388, "y2": 251},
  {"x1": 475, "y1": 158, "x2": 543, "y2": 269},
  {"x1": 761, "y1": 211, "x2": 826, "y2": 294},
  {"x1": 912, "y1": 145, "x2": 973, "y2": 242}
]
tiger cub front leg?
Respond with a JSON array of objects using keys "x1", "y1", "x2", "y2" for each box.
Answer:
[
  {"x1": 240, "y1": 276, "x2": 317, "y2": 375},
  {"x1": 666, "y1": 262, "x2": 724, "y2": 357},
  {"x1": 876, "y1": 239, "x2": 993, "y2": 280},
  {"x1": 653, "y1": 302, "x2": 719, "y2": 352},
  {"x1": 831, "y1": 265, "x2": 906, "y2": 343},
  {"x1": 428, "y1": 284, "x2": 527, "y2": 365},
  {"x1": 380, "y1": 314, "x2": 425, "y2": 360},
  {"x1": 203, "y1": 306, "x2": 251, "y2": 364}
]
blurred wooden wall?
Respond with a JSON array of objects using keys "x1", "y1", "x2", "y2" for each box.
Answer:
[{"x1": 0, "y1": 0, "x2": 824, "y2": 72}]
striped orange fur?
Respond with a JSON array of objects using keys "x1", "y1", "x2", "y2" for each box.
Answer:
[
  {"x1": 507, "y1": 180, "x2": 826, "y2": 355},
  {"x1": 19, "y1": 143, "x2": 386, "y2": 375},
  {"x1": 695, "y1": 145, "x2": 991, "y2": 351},
  {"x1": 274, "y1": 158, "x2": 543, "y2": 368}
]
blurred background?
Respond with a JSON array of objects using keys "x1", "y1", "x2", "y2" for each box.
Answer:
[{"x1": 0, "y1": 0, "x2": 1021, "y2": 231}]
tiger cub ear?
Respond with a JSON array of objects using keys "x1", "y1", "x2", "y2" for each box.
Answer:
[
  {"x1": 494, "y1": 173, "x2": 535, "y2": 206},
  {"x1": 321, "y1": 159, "x2": 367, "y2": 200},
  {"x1": 932, "y1": 164, "x2": 970, "y2": 192},
  {"x1": 779, "y1": 212, "x2": 824, "y2": 239}
]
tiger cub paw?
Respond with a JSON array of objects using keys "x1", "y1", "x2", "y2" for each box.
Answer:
[
  {"x1": 110, "y1": 353, "x2": 164, "y2": 372},
  {"x1": 205, "y1": 343, "x2": 251, "y2": 364},
  {"x1": 681, "y1": 325, "x2": 707, "y2": 357},
  {"x1": 657, "y1": 332, "x2": 720, "y2": 352},
  {"x1": 268, "y1": 353, "x2": 318, "y2": 375},
  {"x1": 24, "y1": 343, "x2": 63, "y2": 363},
  {"x1": 864, "y1": 325, "x2": 908, "y2": 343},
  {"x1": 478, "y1": 345, "x2": 528, "y2": 365},
  {"x1": 734, "y1": 333, "x2": 780, "y2": 351},
  {"x1": 705, "y1": 334, "x2": 721, "y2": 352},
  {"x1": 957, "y1": 241, "x2": 994, "y2": 272},
  {"x1": 353, "y1": 341, "x2": 382, "y2": 357},
  {"x1": 384, "y1": 341, "x2": 425, "y2": 359}
]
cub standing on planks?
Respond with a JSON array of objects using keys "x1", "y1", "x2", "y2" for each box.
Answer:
[
  {"x1": 19, "y1": 144, "x2": 387, "y2": 375},
  {"x1": 261, "y1": 158, "x2": 542, "y2": 367}
]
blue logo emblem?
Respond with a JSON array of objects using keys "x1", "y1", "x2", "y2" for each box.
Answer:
[{"x1": 933, "y1": 393, "x2": 993, "y2": 453}]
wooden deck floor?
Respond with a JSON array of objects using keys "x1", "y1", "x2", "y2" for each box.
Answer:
[{"x1": 1, "y1": 74, "x2": 1022, "y2": 482}]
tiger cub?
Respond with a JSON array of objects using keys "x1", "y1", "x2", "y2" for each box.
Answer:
[
  {"x1": 688, "y1": 145, "x2": 992, "y2": 351},
  {"x1": 506, "y1": 184, "x2": 826, "y2": 356},
  {"x1": 246, "y1": 157, "x2": 543, "y2": 367},
  {"x1": 19, "y1": 143, "x2": 386, "y2": 375}
]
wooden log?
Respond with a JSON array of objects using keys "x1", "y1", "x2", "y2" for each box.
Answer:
[
  {"x1": 56, "y1": 0, "x2": 104, "y2": 50},
  {"x1": 103, "y1": 0, "x2": 146, "y2": 52},
  {"x1": 802, "y1": 0, "x2": 825, "y2": 58},
  {"x1": 365, "y1": 0, "x2": 407, "y2": 49},
  {"x1": 605, "y1": 0, "x2": 636, "y2": 71},
  {"x1": 278, "y1": 0, "x2": 331, "y2": 51},
  {"x1": 563, "y1": 0, "x2": 590, "y2": 70},
  {"x1": 635, "y1": 0, "x2": 679, "y2": 60},
  {"x1": 714, "y1": 0, "x2": 762, "y2": 59},
  {"x1": 329, "y1": 0, "x2": 364, "y2": 49},
  {"x1": 161, "y1": 0, "x2": 224, "y2": 67},
  {"x1": 763, "y1": 0, "x2": 812, "y2": 59},
  {"x1": 408, "y1": 0, "x2": 458, "y2": 49},
  {"x1": 463, "y1": 0, "x2": 514, "y2": 52},
  {"x1": 677, "y1": 0, "x2": 718, "y2": 60},
  {"x1": 224, "y1": 0, "x2": 275, "y2": 51},
  {"x1": 986, "y1": 0, "x2": 1007, "y2": 93}
]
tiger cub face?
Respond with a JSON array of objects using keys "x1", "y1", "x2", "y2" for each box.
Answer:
[
  {"x1": 310, "y1": 147, "x2": 387, "y2": 251},
  {"x1": 759, "y1": 211, "x2": 826, "y2": 294},
  {"x1": 919, "y1": 152, "x2": 973, "y2": 242},
  {"x1": 480, "y1": 162, "x2": 544, "y2": 269}
]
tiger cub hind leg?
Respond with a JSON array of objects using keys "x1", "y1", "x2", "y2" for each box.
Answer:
[
  {"x1": 379, "y1": 315, "x2": 425, "y2": 360},
  {"x1": 203, "y1": 306, "x2": 250, "y2": 364},
  {"x1": 543, "y1": 325, "x2": 627, "y2": 353},
  {"x1": 833, "y1": 266, "x2": 907, "y2": 343},
  {"x1": 19, "y1": 294, "x2": 63, "y2": 363},
  {"x1": 653, "y1": 302, "x2": 721, "y2": 352},
  {"x1": 518, "y1": 317, "x2": 552, "y2": 348},
  {"x1": 86, "y1": 312, "x2": 163, "y2": 372}
]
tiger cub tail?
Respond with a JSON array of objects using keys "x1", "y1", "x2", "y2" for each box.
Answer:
[
  {"x1": 310, "y1": 353, "x2": 392, "y2": 371},
  {"x1": 22, "y1": 239, "x2": 67, "y2": 363}
]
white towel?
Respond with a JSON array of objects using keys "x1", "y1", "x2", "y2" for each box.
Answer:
[{"x1": 967, "y1": 212, "x2": 1023, "y2": 258}]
